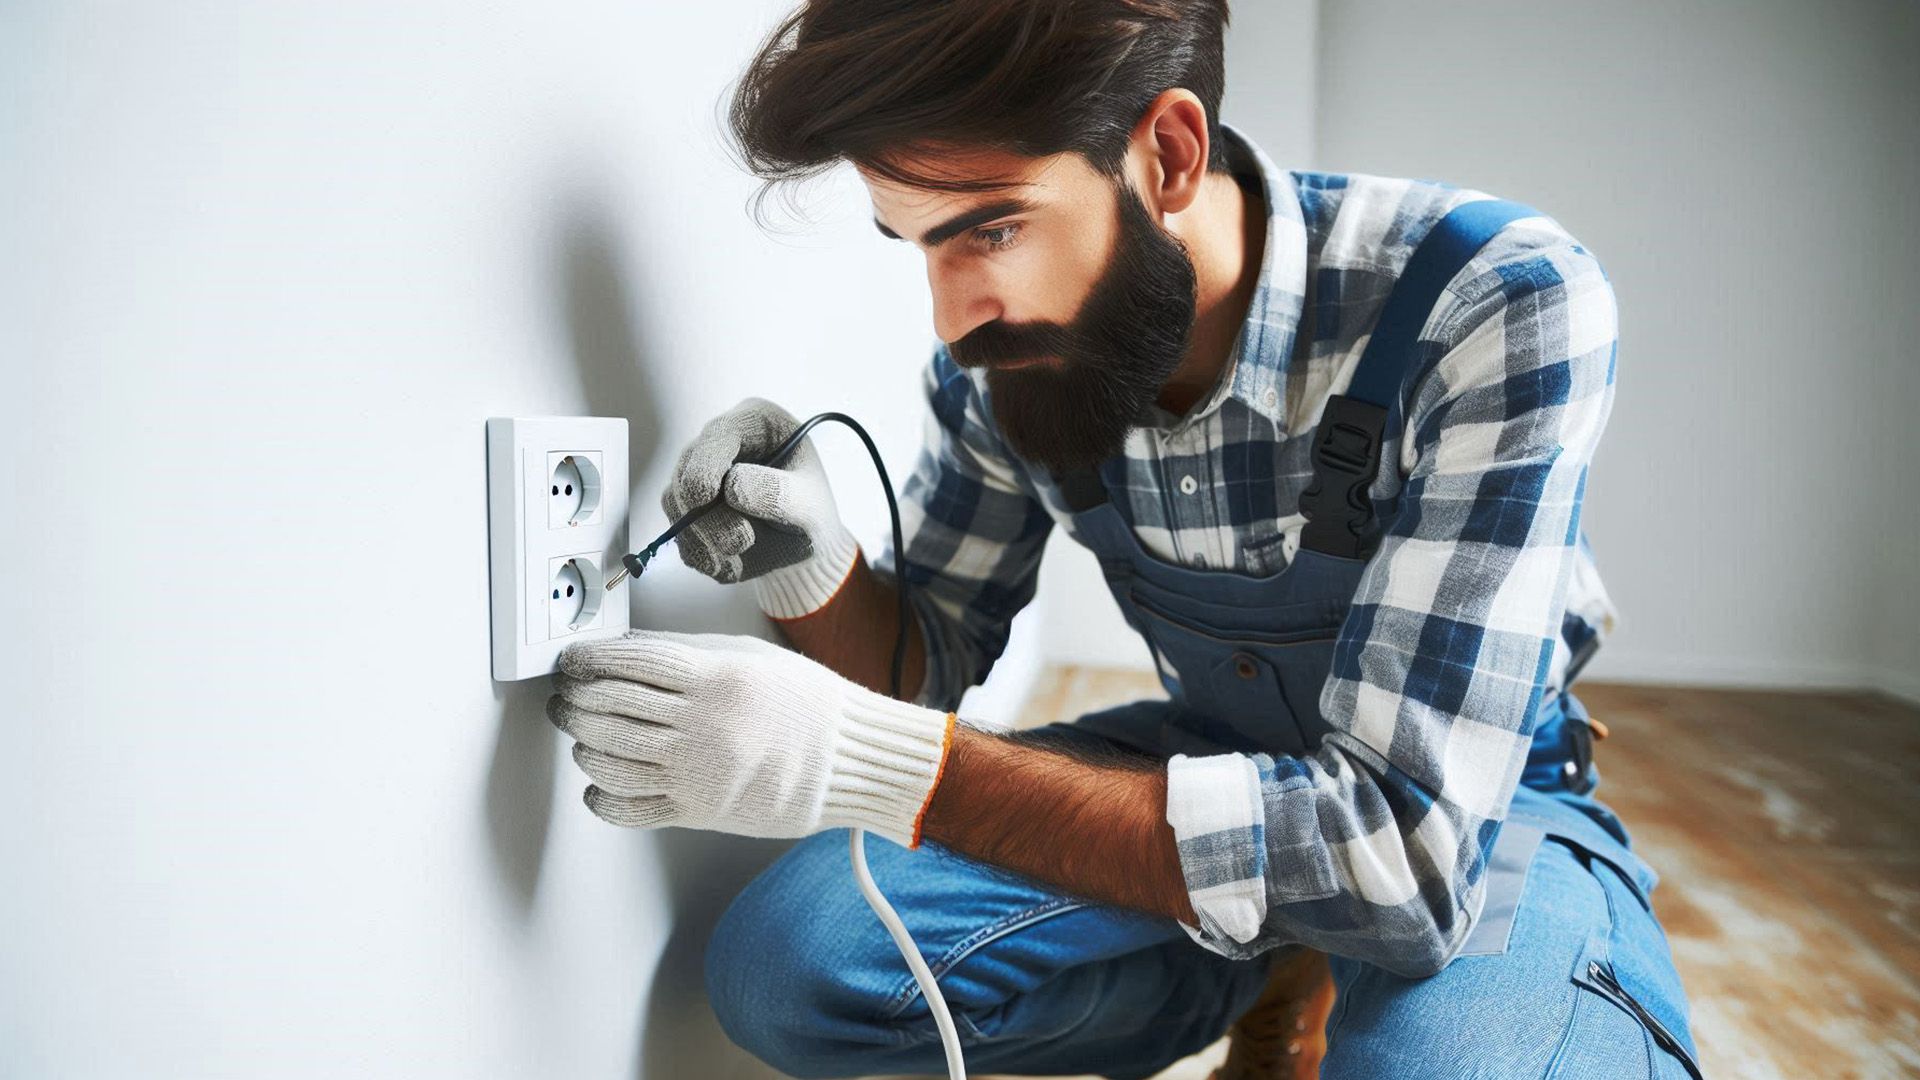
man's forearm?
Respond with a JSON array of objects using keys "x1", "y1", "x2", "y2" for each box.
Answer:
[
  {"x1": 772, "y1": 557, "x2": 1195, "y2": 923},
  {"x1": 768, "y1": 549, "x2": 929, "y2": 699},
  {"x1": 921, "y1": 724, "x2": 1199, "y2": 925}
]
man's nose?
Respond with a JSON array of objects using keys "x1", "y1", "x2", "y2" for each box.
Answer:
[{"x1": 927, "y1": 261, "x2": 1001, "y2": 346}]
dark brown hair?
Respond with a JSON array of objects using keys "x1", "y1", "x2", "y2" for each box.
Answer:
[{"x1": 728, "y1": 0, "x2": 1232, "y2": 210}]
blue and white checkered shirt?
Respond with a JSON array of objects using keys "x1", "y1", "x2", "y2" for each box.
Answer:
[{"x1": 878, "y1": 124, "x2": 1619, "y2": 976}]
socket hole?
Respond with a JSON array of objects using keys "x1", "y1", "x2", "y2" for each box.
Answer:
[
  {"x1": 548, "y1": 454, "x2": 603, "y2": 528},
  {"x1": 550, "y1": 555, "x2": 603, "y2": 634}
]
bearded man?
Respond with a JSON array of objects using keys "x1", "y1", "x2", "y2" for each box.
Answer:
[{"x1": 545, "y1": 2, "x2": 1701, "y2": 1077}]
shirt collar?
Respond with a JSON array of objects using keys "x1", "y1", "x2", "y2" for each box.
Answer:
[{"x1": 1148, "y1": 123, "x2": 1308, "y2": 431}]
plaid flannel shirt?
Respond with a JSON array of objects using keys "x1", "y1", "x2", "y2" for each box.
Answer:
[{"x1": 875, "y1": 124, "x2": 1619, "y2": 976}]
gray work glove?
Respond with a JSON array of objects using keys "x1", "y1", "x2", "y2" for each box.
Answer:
[{"x1": 663, "y1": 397, "x2": 861, "y2": 619}]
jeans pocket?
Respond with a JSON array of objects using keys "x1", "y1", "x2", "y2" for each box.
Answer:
[
  {"x1": 1561, "y1": 932, "x2": 1705, "y2": 1079},
  {"x1": 1524, "y1": 813, "x2": 1694, "y2": 1070},
  {"x1": 879, "y1": 897, "x2": 1089, "y2": 1041}
]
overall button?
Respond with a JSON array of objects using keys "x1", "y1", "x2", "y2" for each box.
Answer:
[{"x1": 1232, "y1": 652, "x2": 1260, "y2": 680}]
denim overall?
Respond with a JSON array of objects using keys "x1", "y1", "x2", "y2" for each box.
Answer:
[
  {"x1": 702, "y1": 201, "x2": 1701, "y2": 1079},
  {"x1": 1056, "y1": 201, "x2": 1585, "y2": 781},
  {"x1": 1046, "y1": 199, "x2": 1705, "y2": 1075}
]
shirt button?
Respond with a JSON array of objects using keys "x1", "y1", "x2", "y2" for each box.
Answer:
[
  {"x1": 1179, "y1": 474, "x2": 1198, "y2": 495},
  {"x1": 1262, "y1": 387, "x2": 1279, "y2": 409}
]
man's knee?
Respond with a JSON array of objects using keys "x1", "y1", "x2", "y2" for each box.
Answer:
[
  {"x1": 705, "y1": 885, "x2": 785, "y2": 1065},
  {"x1": 1320, "y1": 834, "x2": 1695, "y2": 1079},
  {"x1": 703, "y1": 836, "x2": 878, "y2": 1077}
]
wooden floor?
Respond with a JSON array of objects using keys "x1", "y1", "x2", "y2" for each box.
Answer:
[{"x1": 931, "y1": 668, "x2": 1920, "y2": 1080}]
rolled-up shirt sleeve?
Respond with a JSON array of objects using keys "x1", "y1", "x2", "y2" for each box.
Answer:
[
  {"x1": 871, "y1": 344, "x2": 1055, "y2": 713},
  {"x1": 1165, "y1": 227, "x2": 1619, "y2": 977}
]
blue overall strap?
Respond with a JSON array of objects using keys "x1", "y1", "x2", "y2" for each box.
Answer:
[{"x1": 1299, "y1": 197, "x2": 1542, "y2": 558}]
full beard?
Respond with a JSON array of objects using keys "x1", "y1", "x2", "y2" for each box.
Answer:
[{"x1": 958, "y1": 181, "x2": 1198, "y2": 477}]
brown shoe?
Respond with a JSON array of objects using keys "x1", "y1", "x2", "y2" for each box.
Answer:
[{"x1": 1208, "y1": 947, "x2": 1335, "y2": 1080}]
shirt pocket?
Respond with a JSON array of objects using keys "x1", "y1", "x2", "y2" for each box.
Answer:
[{"x1": 1241, "y1": 530, "x2": 1296, "y2": 576}]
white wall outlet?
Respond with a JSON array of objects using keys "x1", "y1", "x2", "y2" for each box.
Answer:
[{"x1": 487, "y1": 417, "x2": 630, "y2": 681}]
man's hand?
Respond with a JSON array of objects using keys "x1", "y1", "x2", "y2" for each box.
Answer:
[
  {"x1": 546, "y1": 630, "x2": 955, "y2": 847},
  {"x1": 664, "y1": 398, "x2": 861, "y2": 620}
]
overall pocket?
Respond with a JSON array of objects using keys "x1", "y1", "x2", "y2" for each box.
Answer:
[
  {"x1": 1126, "y1": 591, "x2": 1342, "y2": 756},
  {"x1": 1127, "y1": 586, "x2": 1343, "y2": 644}
]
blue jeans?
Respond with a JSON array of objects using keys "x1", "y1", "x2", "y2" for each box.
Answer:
[{"x1": 704, "y1": 730, "x2": 1698, "y2": 1079}]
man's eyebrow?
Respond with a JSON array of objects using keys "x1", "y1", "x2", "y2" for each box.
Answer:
[{"x1": 873, "y1": 198, "x2": 1036, "y2": 248}]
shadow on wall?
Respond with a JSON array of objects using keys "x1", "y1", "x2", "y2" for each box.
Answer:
[
  {"x1": 482, "y1": 188, "x2": 789, "y2": 1075},
  {"x1": 558, "y1": 199, "x2": 664, "y2": 499},
  {"x1": 485, "y1": 675, "x2": 558, "y2": 917},
  {"x1": 482, "y1": 191, "x2": 667, "y2": 917},
  {"x1": 639, "y1": 830, "x2": 798, "y2": 1079}
]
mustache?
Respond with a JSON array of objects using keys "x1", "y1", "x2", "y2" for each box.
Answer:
[{"x1": 947, "y1": 320, "x2": 1079, "y2": 368}]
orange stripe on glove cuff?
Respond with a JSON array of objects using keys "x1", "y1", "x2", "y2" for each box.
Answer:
[{"x1": 823, "y1": 693, "x2": 957, "y2": 849}]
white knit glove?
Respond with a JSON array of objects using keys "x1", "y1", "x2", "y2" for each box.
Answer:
[
  {"x1": 547, "y1": 630, "x2": 957, "y2": 847},
  {"x1": 662, "y1": 398, "x2": 861, "y2": 620}
]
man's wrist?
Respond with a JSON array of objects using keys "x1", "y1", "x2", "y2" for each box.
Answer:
[
  {"x1": 822, "y1": 689, "x2": 955, "y2": 847},
  {"x1": 754, "y1": 525, "x2": 860, "y2": 620}
]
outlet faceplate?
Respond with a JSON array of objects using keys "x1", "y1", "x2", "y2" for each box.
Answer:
[{"x1": 487, "y1": 417, "x2": 630, "y2": 681}]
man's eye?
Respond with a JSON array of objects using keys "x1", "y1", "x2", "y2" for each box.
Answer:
[{"x1": 973, "y1": 223, "x2": 1022, "y2": 252}]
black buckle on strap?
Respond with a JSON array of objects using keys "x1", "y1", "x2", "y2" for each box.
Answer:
[{"x1": 1299, "y1": 394, "x2": 1389, "y2": 559}]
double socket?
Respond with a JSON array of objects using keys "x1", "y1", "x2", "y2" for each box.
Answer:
[{"x1": 487, "y1": 416, "x2": 630, "y2": 681}]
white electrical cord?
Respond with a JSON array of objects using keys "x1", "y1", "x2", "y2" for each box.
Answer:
[
  {"x1": 852, "y1": 828, "x2": 967, "y2": 1079},
  {"x1": 618, "y1": 412, "x2": 968, "y2": 1078}
]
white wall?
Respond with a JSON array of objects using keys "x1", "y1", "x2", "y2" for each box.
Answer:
[
  {"x1": 1854, "y1": 3, "x2": 1920, "y2": 702},
  {"x1": 1312, "y1": 0, "x2": 1919, "y2": 697},
  {"x1": 0, "y1": 3, "x2": 1321, "y2": 1070},
  {"x1": 0, "y1": 2, "x2": 965, "y2": 1076},
  {"x1": 6, "y1": 2, "x2": 1912, "y2": 1075}
]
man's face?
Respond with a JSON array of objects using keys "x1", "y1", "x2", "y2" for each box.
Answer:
[{"x1": 863, "y1": 148, "x2": 1197, "y2": 475}]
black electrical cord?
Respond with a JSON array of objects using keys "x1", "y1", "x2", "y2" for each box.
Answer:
[{"x1": 605, "y1": 411, "x2": 912, "y2": 699}]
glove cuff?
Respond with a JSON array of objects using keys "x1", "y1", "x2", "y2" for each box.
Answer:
[
  {"x1": 824, "y1": 691, "x2": 957, "y2": 849},
  {"x1": 753, "y1": 524, "x2": 860, "y2": 621}
]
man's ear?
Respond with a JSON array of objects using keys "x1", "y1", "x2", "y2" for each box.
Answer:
[{"x1": 1128, "y1": 88, "x2": 1211, "y2": 217}]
